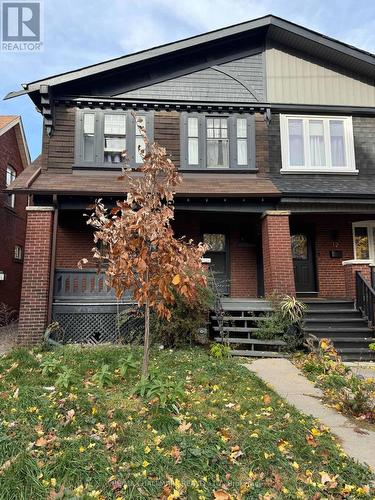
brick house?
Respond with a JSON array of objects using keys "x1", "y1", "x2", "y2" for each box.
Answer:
[
  {"x1": 0, "y1": 116, "x2": 30, "y2": 313},
  {"x1": 6, "y1": 15, "x2": 375, "y2": 358}
]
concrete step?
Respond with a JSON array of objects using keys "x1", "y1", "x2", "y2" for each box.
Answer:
[
  {"x1": 336, "y1": 347, "x2": 375, "y2": 362},
  {"x1": 230, "y1": 350, "x2": 288, "y2": 358},
  {"x1": 305, "y1": 309, "x2": 361, "y2": 317},
  {"x1": 214, "y1": 337, "x2": 286, "y2": 346},
  {"x1": 304, "y1": 300, "x2": 354, "y2": 311},
  {"x1": 211, "y1": 315, "x2": 270, "y2": 322}
]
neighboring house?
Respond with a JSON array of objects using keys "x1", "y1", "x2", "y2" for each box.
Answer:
[
  {"x1": 0, "y1": 116, "x2": 30, "y2": 314},
  {"x1": 5, "y1": 15, "x2": 375, "y2": 358}
]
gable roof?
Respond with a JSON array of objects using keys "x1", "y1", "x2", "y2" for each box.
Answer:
[
  {"x1": 4, "y1": 14, "x2": 375, "y2": 102},
  {"x1": 0, "y1": 115, "x2": 31, "y2": 168}
]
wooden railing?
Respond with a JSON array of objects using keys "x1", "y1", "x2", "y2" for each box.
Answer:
[
  {"x1": 53, "y1": 269, "x2": 131, "y2": 302},
  {"x1": 355, "y1": 271, "x2": 375, "y2": 328}
]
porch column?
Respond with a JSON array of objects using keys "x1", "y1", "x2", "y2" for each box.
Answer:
[
  {"x1": 261, "y1": 210, "x2": 296, "y2": 297},
  {"x1": 18, "y1": 207, "x2": 55, "y2": 346}
]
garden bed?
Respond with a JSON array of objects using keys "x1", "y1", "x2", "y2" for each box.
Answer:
[{"x1": 0, "y1": 346, "x2": 373, "y2": 499}]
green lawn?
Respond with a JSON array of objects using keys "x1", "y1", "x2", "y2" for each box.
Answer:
[{"x1": 0, "y1": 346, "x2": 373, "y2": 499}]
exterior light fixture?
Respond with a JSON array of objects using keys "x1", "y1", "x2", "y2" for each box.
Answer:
[{"x1": 0, "y1": 271, "x2": 6, "y2": 281}]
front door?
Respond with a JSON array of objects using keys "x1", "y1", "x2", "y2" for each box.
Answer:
[
  {"x1": 291, "y1": 231, "x2": 317, "y2": 293},
  {"x1": 203, "y1": 233, "x2": 229, "y2": 295}
]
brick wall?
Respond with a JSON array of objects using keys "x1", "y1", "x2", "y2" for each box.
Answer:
[
  {"x1": 343, "y1": 263, "x2": 371, "y2": 300},
  {"x1": 18, "y1": 208, "x2": 54, "y2": 345},
  {"x1": 230, "y1": 227, "x2": 257, "y2": 297},
  {"x1": 262, "y1": 211, "x2": 296, "y2": 296},
  {"x1": 0, "y1": 126, "x2": 27, "y2": 310},
  {"x1": 56, "y1": 211, "x2": 95, "y2": 268}
]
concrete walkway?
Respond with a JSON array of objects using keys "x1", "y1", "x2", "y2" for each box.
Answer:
[
  {"x1": 245, "y1": 358, "x2": 375, "y2": 471},
  {"x1": 0, "y1": 324, "x2": 17, "y2": 355}
]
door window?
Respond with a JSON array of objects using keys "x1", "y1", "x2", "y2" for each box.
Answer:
[{"x1": 291, "y1": 234, "x2": 308, "y2": 260}]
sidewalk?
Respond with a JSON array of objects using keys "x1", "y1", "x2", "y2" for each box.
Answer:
[{"x1": 245, "y1": 358, "x2": 375, "y2": 471}]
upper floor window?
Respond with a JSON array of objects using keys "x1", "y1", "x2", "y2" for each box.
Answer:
[
  {"x1": 75, "y1": 109, "x2": 153, "y2": 168},
  {"x1": 14, "y1": 245, "x2": 23, "y2": 262},
  {"x1": 5, "y1": 165, "x2": 16, "y2": 208},
  {"x1": 181, "y1": 112, "x2": 255, "y2": 170},
  {"x1": 280, "y1": 115, "x2": 357, "y2": 174}
]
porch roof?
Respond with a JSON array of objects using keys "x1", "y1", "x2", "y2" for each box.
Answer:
[{"x1": 8, "y1": 158, "x2": 280, "y2": 198}]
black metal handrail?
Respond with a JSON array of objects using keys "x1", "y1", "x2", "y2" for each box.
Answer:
[
  {"x1": 355, "y1": 271, "x2": 375, "y2": 328},
  {"x1": 208, "y1": 267, "x2": 226, "y2": 342}
]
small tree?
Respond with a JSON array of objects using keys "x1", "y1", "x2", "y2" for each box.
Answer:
[{"x1": 79, "y1": 119, "x2": 207, "y2": 377}]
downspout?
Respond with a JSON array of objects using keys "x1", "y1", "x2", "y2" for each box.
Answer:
[{"x1": 47, "y1": 197, "x2": 58, "y2": 325}]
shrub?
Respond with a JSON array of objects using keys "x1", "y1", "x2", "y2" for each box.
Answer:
[
  {"x1": 151, "y1": 284, "x2": 213, "y2": 348},
  {"x1": 210, "y1": 342, "x2": 231, "y2": 359},
  {"x1": 134, "y1": 371, "x2": 184, "y2": 409},
  {"x1": 254, "y1": 295, "x2": 307, "y2": 352},
  {"x1": 295, "y1": 339, "x2": 375, "y2": 422}
]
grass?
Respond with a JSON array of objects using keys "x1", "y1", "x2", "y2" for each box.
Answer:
[{"x1": 0, "y1": 346, "x2": 373, "y2": 499}]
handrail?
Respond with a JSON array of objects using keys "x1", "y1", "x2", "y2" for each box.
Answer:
[
  {"x1": 355, "y1": 271, "x2": 375, "y2": 328},
  {"x1": 208, "y1": 267, "x2": 226, "y2": 342}
]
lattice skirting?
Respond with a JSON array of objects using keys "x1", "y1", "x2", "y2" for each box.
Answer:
[{"x1": 52, "y1": 303, "x2": 144, "y2": 344}]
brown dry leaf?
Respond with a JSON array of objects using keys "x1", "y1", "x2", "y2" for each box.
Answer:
[
  {"x1": 160, "y1": 484, "x2": 172, "y2": 499},
  {"x1": 263, "y1": 394, "x2": 271, "y2": 405},
  {"x1": 170, "y1": 445, "x2": 181, "y2": 463},
  {"x1": 47, "y1": 485, "x2": 65, "y2": 500},
  {"x1": 64, "y1": 409, "x2": 75, "y2": 425},
  {"x1": 218, "y1": 427, "x2": 231, "y2": 441},
  {"x1": 319, "y1": 471, "x2": 338, "y2": 489},
  {"x1": 306, "y1": 434, "x2": 318, "y2": 447},
  {"x1": 177, "y1": 420, "x2": 192, "y2": 433},
  {"x1": 213, "y1": 490, "x2": 231, "y2": 500},
  {"x1": 35, "y1": 437, "x2": 48, "y2": 447}
]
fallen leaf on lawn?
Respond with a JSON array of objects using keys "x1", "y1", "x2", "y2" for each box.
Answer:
[
  {"x1": 306, "y1": 434, "x2": 318, "y2": 447},
  {"x1": 47, "y1": 484, "x2": 65, "y2": 500},
  {"x1": 13, "y1": 388, "x2": 19, "y2": 399},
  {"x1": 35, "y1": 437, "x2": 48, "y2": 447},
  {"x1": 64, "y1": 409, "x2": 75, "y2": 425},
  {"x1": 319, "y1": 471, "x2": 338, "y2": 489},
  {"x1": 263, "y1": 394, "x2": 271, "y2": 405},
  {"x1": 160, "y1": 484, "x2": 171, "y2": 499},
  {"x1": 170, "y1": 446, "x2": 181, "y2": 463},
  {"x1": 225, "y1": 402, "x2": 236, "y2": 408},
  {"x1": 177, "y1": 420, "x2": 192, "y2": 433},
  {"x1": 213, "y1": 490, "x2": 231, "y2": 500},
  {"x1": 218, "y1": 427, "x2": 231, "y2": 442}
]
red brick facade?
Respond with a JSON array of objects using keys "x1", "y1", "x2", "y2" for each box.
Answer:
[
  {"x1": 343, "y1": 262, "x2": 372, "y2": 300},
  {"x1": 262, "y1": 211, "x2": 296, "y2": 297},
  {"x1": 0, "y1": 126, "x2": 27, "y2": 310},
  {"x1": 17, "y1": 207, "x2": 54, "y2": 345}
]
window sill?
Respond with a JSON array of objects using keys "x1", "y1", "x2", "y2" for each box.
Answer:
[
  {"x1": 342, "y1": 259, "x2": 372, "y2": 266},
  {"x1": 180, "y1": 167, "x2": 258, "y2": 173},
  {"x1": 280, "y1": 168, "x2": 358, "y2": 175}
]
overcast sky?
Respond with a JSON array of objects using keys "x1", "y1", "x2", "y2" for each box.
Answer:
[{"x1": 1, "y1": 0, "x2": 375, "y2": 160}]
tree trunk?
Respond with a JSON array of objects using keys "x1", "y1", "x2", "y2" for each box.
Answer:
[{"x1": 142, "y1": 299, "x2": 150, "y2": 378}]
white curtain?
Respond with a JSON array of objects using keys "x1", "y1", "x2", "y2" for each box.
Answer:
[
  {"x1": 309, "y1": 120, "x2": 326, "y2": 167},
  {"x1": 207, "y1": 140, "x2": 228, "y2": 167},
  {"x1": 288, "y1": 119, "x2": 304, "y2": 166},
  {"x1": 330, "y1": 120, "x2": 346, "y2": 166},
  {"x1": 188, "y1": 138, "x2": 199, "y2": 165}
]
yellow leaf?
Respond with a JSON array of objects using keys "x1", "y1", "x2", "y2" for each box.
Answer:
[
  {"x1": 35, "y1": 437, "x2": 48, "y2": 447},
  {"x1": 172, "y1": 274, "x2": 181, "y2": 285}
]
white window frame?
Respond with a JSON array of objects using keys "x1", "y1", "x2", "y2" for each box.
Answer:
[
  {"x1": 280, "y1": 114, "x2": 357, "y2": 174},
  {"x1": 6, "y1": 165, "x2": 16, "y2": 208},
  {"x1": 14, "y1": 245, "x2": 23, "y2": 261},
  {"x1": 352, "y1": 221, "x2": 375, "y2": 263}
]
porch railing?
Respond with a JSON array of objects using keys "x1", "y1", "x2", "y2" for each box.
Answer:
[
  {"x1": 355, "y1": 271, "x2": 375, "y2": 328},
  {"x1": 53, "y1": 269, "x2": 132, "y2": 302}
]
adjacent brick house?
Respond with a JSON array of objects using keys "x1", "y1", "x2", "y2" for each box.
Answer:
[
  {"x1": 0, "y1": 116, "x2": 30, "y2": 313},
  {"x1": 5, "y1": 15, "x2": 375, "y2": 357}
]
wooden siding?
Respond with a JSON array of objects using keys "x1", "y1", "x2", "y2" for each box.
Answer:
[
  {"x1": 42, "y1": 106, "x2": 75, "y2": 171},
  {"x1": 154, "y1": 111, "x2": 180, "y2": 167},
  {"x1": 120, "y1": 52, "x2": 265, "y2": 103},
  {"x1": 266, "y1": 41, "x2": 375, "y2": 106}
]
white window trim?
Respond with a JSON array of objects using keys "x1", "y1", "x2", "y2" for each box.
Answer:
[
  {"x1": 280, "y1": 114, "x2": 357, "y2": 174},
  {"x1": 351, "y1": 221, "x2": 375, "y2": 263}
]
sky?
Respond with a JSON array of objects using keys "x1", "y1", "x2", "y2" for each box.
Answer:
[{"x1": 1, "y1": 0, "x2": 375, "y2": 161}]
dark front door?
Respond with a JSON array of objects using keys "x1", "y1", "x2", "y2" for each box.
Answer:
[
  {"x1": 291, "y1": 231, "x2": 317, "y2": 293},
  {"x1": 203, "y1": 233, "x2": 229, "y2": 295}
]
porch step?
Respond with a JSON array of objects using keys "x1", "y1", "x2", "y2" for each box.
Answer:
[
  {"x1": 211, "y1": 315, "x2": 269, "y2": 321},
  {"x1": 213, "y1": 326, "x2": 262, "y2": 333},
  {"x1": 214, "y1": 337, "x2": 286, "y2": 346},
  {"x1": 230, "y1": 350, "x2": 289, "y2": 358},
  {"x1": 303, "y1": 299, "x2": 375, "y2": 361}
]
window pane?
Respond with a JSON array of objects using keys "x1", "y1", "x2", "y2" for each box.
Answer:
[
  {"x1": 104, "y1": 114, "x2": 126, "y2": 135},
  {"x1": 136, "y1": 136, "x2": 145, "y2": 163},
  {"x1": 237, "y1": 139, "x2": 247, "y2": 165},
  {"x1": 83, "y1": 114, "x2": 95, "y2": 134},
  {"x1": 291, "y1": 234, "x2": 308, "y2": 260},
  {"x1": 330, "y1": 120, "x2": 346, "y2": 167},
  {"x1": 188, "y1": 117, "x2": 198, "y2": 137},
  {"x1": 83, "y1": 135, "x2": 95, "y2": 162},
  {"x1": 309, "y1": 120, "x2": 326, "y2": 167},
  {"x1": 237, "y1": 118, "x2": 247, "y2": 138},
  {"x1": 354, "y1": 227, "x2": 369, "y2": 259},
  {"x1": 188, "y1": 138, "x2": 199, "y2": 165},
  {"x1": 203, "y1": 234, "x2": 226, "y2": 251},
  {"x1": 288, "y1": 119, "x2": 304, "y2": 166},
  {"x1": 206, "y1": 117, "x2": 229, "y2": 168}
]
